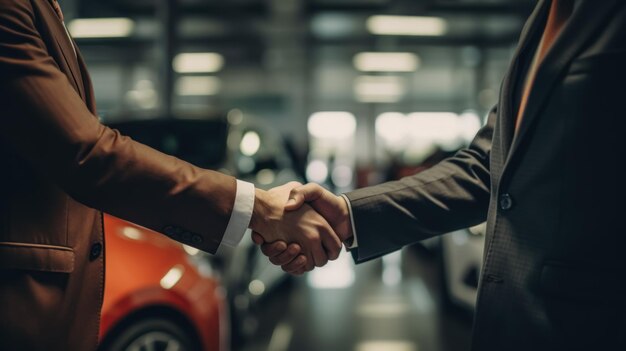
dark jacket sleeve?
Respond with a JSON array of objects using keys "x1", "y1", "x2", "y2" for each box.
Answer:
[
  {"x1": 0, "y1": 0, "x2": 236, "y2": 253},
  {"x1": 346, "y1": 106, "x2": 496, "y2": 263}
]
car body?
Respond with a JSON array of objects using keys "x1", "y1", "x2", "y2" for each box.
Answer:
[
  {"x1": 98, "y1": 214, "x2": 228, "y2": 351},
  {"x1": 440, "y1": 223, "x2": 486, "y2": 311}
]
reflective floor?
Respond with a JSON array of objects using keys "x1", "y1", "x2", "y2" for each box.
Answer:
[{"x1": 239, "y1": 247, "x2": 473, "y2": 351}]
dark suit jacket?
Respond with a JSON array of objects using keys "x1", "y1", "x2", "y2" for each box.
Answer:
[
  {"x1": 0, "y1": 1, "x2": 238, "y2": 350},
  {"x1": 346, "y1": 1, "x2": 626, "y2": 349}
]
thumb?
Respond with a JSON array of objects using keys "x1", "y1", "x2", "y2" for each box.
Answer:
[{"x1": 284, "y1": 183, "x2": 325, "y2": 211}]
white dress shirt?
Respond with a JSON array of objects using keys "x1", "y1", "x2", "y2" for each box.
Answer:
[
  {"x1": 220, "y1": 180, "x2": 255, "y2": 249},
  {"x1": 340, "y1": 194, "x2": 359, "y2": 249}
]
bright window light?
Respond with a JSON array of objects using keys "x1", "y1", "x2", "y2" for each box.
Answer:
[
  {"x1": 175, "y1": 76, "x2": 221, "y2": 96},
  {"x1": 407, "y1": 112, "x2": 462, "y2": 150},
  {"x1": 68, "y1": 18, "x2": 134, "y2": 38},
  {"x1": 376, "y1": 112, "x2": 406, "y2": 144},
  {"x1": 459, "y1": 111, "x2": 482, "y2": 142},
  {"x1": 308, "y1": 112, "x2": 357, "y2": 139},
  {"x1": 354, "y1": 52, "x2": 419, "y2": 72},
  {"x1": 240, "y1": 131, "x2": 261, "y2": 156},
  {"x1": 355, "y1": 76, "x2": 405, "y2": 103},
  {"x1": 367, "y1": 15, "x2": 448, "y2": 36},
  {"x1": 173, "y1": 53, "x2": 224, "y2": 73}
]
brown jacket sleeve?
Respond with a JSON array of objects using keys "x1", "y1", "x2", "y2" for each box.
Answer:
[
  {"x1": 346, "y1": 106, "x2": 496, "y2": 263},
  {"x1": 0, "y1": 0, "x2": 236, "y2": 253}
]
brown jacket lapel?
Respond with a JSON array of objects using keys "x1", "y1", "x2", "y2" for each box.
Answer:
[{"x1": 40, "y1": 0, "x2": 86, "y2": 100}]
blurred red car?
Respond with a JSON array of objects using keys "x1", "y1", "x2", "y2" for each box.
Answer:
[{"x1": 97, "y1": 214, "x2": 228, "y2": 351}]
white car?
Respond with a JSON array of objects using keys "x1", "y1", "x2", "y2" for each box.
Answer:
[{"x1": 440, "y1": 223, "x2": 486, "y2": 311}]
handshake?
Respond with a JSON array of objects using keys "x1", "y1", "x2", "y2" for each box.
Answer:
[{"x1": 248, "y1": 182, "x2": 353, "y2": 275}]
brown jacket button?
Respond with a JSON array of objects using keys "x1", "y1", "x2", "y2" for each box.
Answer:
[{"x1": 90, "y1": 243, "x2": 103, "y2": 261}]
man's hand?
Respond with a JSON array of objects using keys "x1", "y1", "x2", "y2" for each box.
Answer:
[
  {"x1": 249, "y1": 182, "x2": 342, "y2": 274},
  {"x1": 286, "y1": 183, "x2": 353, "y2": 242},
  {"x1": 253, "y1": 183, "x2": 354, "y2": 273}
]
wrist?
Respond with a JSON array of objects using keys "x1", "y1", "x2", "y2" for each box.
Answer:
[
  {"x1": 336, "y1": 195, "x2": 354, "y2": 242},
  {"x1": 249, "y1": 188, "x2": 270, "y2": 232}
]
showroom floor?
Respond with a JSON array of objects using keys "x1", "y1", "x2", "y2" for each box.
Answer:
[{"x1": 240, "y1": 247, "x2": 473, "y2": 351}]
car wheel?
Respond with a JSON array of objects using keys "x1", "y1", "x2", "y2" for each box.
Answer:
[{"x1": 101, "y1": 318, "x2": 200, "y2": 351}]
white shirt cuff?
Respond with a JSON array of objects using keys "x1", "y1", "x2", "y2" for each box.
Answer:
[
  {"x1": 340, "y1": 194, "x2": 358, "y2": 250},
  {"x1": 220, "y1": 180, "x2": 255, "y2": 248}
]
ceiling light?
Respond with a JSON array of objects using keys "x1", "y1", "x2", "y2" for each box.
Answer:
[
  {"x1": 367, "y1": 15, "x2": 447, "y2": 36},
  {"x1": 68, "y1": 18, "x2": 134, "y2": 38},
  {"x1": 354, "y1": 52, "x2": 419, "y2": 72},
  {"x1": 173, "y1": 53, "x2": 224, "y2": 73},
  {"x1": 175, "y1": 76, "x2": 221, "y2": 96},
  {"x1": 355, "y1": 76, "x2": 405, "y2": 103}
]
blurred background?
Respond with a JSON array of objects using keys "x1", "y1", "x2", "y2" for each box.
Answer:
[{"x1": 57, "y1": 0, "x2": 537, "y2": 350}]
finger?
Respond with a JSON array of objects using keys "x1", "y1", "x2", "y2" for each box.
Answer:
[
  {"x1": 320, "y1": 224, "x2": 342, "y2": 261},
  {"x1": 285, "y1": 183, "x2": 325, "y2": 211},
  {"x1": 269, "y1": 243, "x2": 302, "y2": 266},
  {"x1": 251, "y1": 232, "x2": 265, "y2": 245},
  {"x1": 260, "y1": 241, "x2": 288, "y2": 257},
  {"x1": 305, "y1": 232, "x2": 329, "y2": 268},
  {"x1": 282, "y1": 254, "x2": 307, "y2": 273}
]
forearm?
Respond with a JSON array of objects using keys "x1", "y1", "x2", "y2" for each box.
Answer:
[
  {"x1": 0, "y1": 2, "x2": 238, "y2": 252},
  {"x1": 346, "y1": 107, "x2": 496, "y2": 262}
]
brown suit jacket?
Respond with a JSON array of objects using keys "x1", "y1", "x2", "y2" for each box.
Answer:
[
  {"x1": 0, "y1": 1, "x2": 238, "y2": 350},
  {"x1": 346, "y1": 0, "x2": 626, "y2": 350}
]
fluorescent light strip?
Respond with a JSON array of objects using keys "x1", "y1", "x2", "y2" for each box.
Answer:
[
  {"x1": 354, "y1": 52, "x2": 419, "y2": 72},
  {"x1": 356, "y1": 341, "x2": 417, "y2": 351},
  {"x1": 173, "y1": 53, "x2": 224, "y2": 73},
  {"x1": 68, "y1": 18, "x2": 134, "y2": 38},
  {"x1": 367, "y1": 15, "x2": 447, "y2": 36},
  {"x1": 354, "y1": 76, "x2": 405, "y2": 103},
  {"x1": 175, "y1": 76, "x2": 222, "y2": 96}
]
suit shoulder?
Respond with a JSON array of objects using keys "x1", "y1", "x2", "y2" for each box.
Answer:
[{"x1": 0, "y1": 0, "x2": 36, "y2": 29}]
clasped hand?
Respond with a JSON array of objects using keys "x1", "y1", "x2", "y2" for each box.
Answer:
[{"x1": 249, "y1": 182, "x2": 353, "y2": 275}]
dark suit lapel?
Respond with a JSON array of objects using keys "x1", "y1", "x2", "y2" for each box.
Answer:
[
  {"x1": 497, "y1": 0, "x2": 550, "y2": 158},
  {"x1": 41, "y1": 1, "x2": 86, "y2": 100},
  {"x1": 505, "y1": 0, "x2": 621, "y2": 165}
]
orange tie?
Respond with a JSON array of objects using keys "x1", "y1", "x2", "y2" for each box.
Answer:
[
  {"x1": 49, "y1": 0, "x2": 64, "y2": 22},
  {"x1": 515, "y1": 0, "x2": 574, "y2": 131}
]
